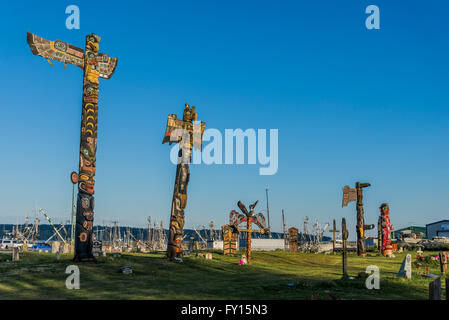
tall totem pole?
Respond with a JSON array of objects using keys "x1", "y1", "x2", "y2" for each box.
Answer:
[
  {"x1": 27, "y1": 32, "x2": 117, "y2": 261},
  {"x1": 379, "y1": 203, "x2": 394, "y2": 257},
  {"x1": 163, "y1": 104, "x2": 206, "y2": 260},
  {"x1": 342, "y1": 182, "x2": 374, "y2": 256}
]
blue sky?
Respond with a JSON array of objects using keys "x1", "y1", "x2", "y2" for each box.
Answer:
[{"x1": 0, "y1": 0, "x2": 448, "y2": 240}]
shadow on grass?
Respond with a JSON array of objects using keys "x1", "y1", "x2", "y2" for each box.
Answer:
[{"x1": 0, "y1": 251, "x2": 442, "y2": 300}]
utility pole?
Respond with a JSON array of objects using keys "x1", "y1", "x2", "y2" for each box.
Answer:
[
  {"x1": 266, "y1": 187, "x2": 271, "y2": 238},
  {"x1": 282, "y1": 209, "x2": 287, "y2": 250}
]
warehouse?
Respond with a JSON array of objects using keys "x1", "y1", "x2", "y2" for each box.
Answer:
[{"x1": 426, "y1": 220, "x2": 449, "y2": 239}]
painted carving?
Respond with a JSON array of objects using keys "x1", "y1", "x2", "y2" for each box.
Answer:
[
  {"x1": 163, "y1": 104, "x2": 205, "y2": 260},
  {"x1": 27, "y1": 32, "x2": 117, "y2": 261}
]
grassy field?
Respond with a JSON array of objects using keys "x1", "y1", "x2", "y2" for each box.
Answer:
[{"x1": 0, "y1": 250, "x2": 446, "y2": 300}]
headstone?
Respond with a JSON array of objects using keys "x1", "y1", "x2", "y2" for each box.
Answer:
[
  {"x1": 64, "y1": 242, "x2": 71, "y2": 253},
  {"x1": 119, "y1": 266, "x2": 133, "y2": 275},
  {"x1": 222, "y1": 224, "x2": 238, "y2": 255},
  {"x1": 205, "y1": 253, "x2": 212, "y2": 260},
  {"x1": 12, "y1": 247, "x2": 19, "y2": 262},
  {"x1": 429, "y1": 277, "x2": 441, "y2": 300},
  {"x1": 417, "y1": 247, "x2": 423, "y2": 255},
  {"x1": 397, "y1": 254, "x2": 412, "y2": 279},
  {"x1": 92, "y1": 240, "x2": 103, "y2": 258},
  {"x1": 288, "y1": 227, "x2": 299, "y2": 252},
  {"x1": 188, "y1": 236, "x2": 195, "y2": 253},
  {"x1": 51, "y1": 241, "x2": 61, "y2": 254}
]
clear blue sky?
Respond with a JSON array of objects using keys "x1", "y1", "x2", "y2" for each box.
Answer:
[{"x1": 0, "y1": 0, "x2": 448, "y2": 240}]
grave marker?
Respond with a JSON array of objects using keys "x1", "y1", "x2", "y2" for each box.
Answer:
[
  {"x1": 397, "y1": 254, "x2": 412, "y2": 279},
  {"x1": 12, "y1": 247, "x2": 20, "y2": 262},
  {"x1": 329, "y1": 219, "x2": 340, "y2": 252},
  {"x1": 429, "y1": 277, "x2": 441, "y2": 300}
]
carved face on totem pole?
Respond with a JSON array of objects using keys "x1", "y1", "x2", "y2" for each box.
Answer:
[
  {"x1": 380, "y1": 203, "x2": 389, "y2": 216},
  {"x1": 183, "y1": 103, "x2": 197, "y2": 122}
]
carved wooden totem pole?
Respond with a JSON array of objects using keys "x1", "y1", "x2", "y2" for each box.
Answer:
[
  {"x1": 27, "y1": 32, "x2": 117, "y2": 261},
  {"x1": 342, "y1": 182, "x2": 374, "y2": 256},
  {"x1": 222, "y1": 224, "x2": 239, "y2": 255},
  {"x1": 230, "y1": 201, "x2": 269, "y2": 264},
  {"x1": 288, "y1": 227, "x2": 299, "y2": 252},
  {"x1": 379, "y1": 203, "x2": 394, "y2": 257},
  {"x1": 163, "y1": 104, "x2": 205, "y2": 260}
]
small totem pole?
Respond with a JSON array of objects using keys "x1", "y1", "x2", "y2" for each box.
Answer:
[
  {"x1": 342, "y1": 182, "x2": 374, "y2": 256},
  {"x1": 230, "y1": 201, "x2": 269, "y2": 264},
  {"x1": 163, "y1": 104, "x2": 205, "y2": 260},
  {"x1": 222, "y1": 224, "x2": 239, "y2": 255},
  {"x1": 288, "y1": 227, "x2": 299, "y2": 252},
  {"x1": 27, "y1": 32, "x2": 117, "y2": 261}
]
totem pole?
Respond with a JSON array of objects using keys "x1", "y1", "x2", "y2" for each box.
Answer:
[
  {"x1": 222, "y1": 224, "x2": 239, "y2": 255},
  {"x1": 379, "y1": 203, "x2": 394, "y2": 257},
  {"x1": 163, "y1": 104, "x2": 206, "y2": 260},
  {"x1": 27, "y1": 32, "x2": 117, "y2": 261},
  {"x1": 288, "y1": 227, "x2": 299, "y2": 252},
  {"x1": 342, "y1": 182, "x2": 374, "y2": 256},
  {"x1": 230, "y1": 201, "x2": 269, "y2": 264}
]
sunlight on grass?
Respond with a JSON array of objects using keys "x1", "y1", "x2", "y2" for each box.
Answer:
[{"x1": 0, "y1": 251, "x2": 445, "y2": 300}]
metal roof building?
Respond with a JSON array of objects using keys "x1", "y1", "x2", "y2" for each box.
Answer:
[{"x1": 426, "y1": 220, "x2": 449, "y2": 239}]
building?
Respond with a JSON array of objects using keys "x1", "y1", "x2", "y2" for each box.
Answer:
[
  {"x1": 392, "y1": 226, "x2": 426, "y2": 239},
  {"x1": 426, "y1": 220, "x2": 449, "y2": 239}
]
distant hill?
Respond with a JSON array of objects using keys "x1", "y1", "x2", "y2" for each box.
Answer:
[{"x1": 0, "y1": 224, "x2": 329, "y2": 243}]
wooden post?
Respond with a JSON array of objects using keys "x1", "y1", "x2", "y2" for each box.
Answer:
[
  {"x1": 246, "y1": 216, "x2": 252, "y2": 264},
  {"x1": 12, "y1": 247, "x2": 20, "y2": 262},
  {"x1": 429, "y1": 277, "x2": 441, "y2": 300},
  {"x1": 377, "y1": 215, "x2": 382, "y2": 254},
  {"x1": 329, "y1": 219, "x2": 339, "y2": 253},
  {"x1": 342, "y1": 218, "x2": 348, "y2": 278}
]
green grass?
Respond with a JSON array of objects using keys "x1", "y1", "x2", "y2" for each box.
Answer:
[{"x1": 0, "y1": 250, "x2": 446, "y2": 300}]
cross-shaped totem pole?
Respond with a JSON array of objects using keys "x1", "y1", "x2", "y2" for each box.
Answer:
[
  {"x1": 230, "y1": 201, "x2": 269, "y2": 264},
  {"x1": 163, "y1": 104, "x2": 205, "y2": 260},
  {"x1": 27, "y1": 32, "x2": 117, "y2": 261},
  {"x1": 342, "y1": 182, "x2": 374, "y2": 256},
  {"x1": 329, "y1": 219, "x2": 340, "y2": 253}
]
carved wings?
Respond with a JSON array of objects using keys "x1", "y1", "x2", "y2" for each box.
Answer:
[
  {"x1": 27, "y1": 32, "x2": 117, "y2": 79},
  {"x1": 230, "y1": 210, "x2": 247, "y2": 227},
  {"x1": 27, "y1": 32, "x2": 84, "y2": 68},
  {"x1": 95, "y1": 52, "x2": 118, "y2": 79}
]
